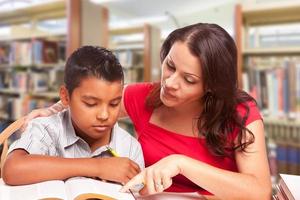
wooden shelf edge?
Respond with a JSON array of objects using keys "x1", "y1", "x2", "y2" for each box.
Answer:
[
  {"x1": 0, "y1": 1, "x2": 66, "y2": 26},
  {"x1": 243, "y1": 47, "x2": 300, "y2": 55}
]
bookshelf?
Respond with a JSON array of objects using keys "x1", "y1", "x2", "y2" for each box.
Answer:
[
  {"x1": 110, "y1": 24, "x2": 161, "y2": 83},
  {"x1": 109, "y1": 24, "x2": 161, "y2": 135},
  {"x1": 235, "y1": 2, "x2": 300, "y2": 185},
  {"x1": 0, "y1": 0, "x2": 109, "y2": 177},
  {"x1": 0, "y1": 0, "x2": 108, "y2": 126},
  {"x1": 0, "y1": 1, "x2": 66, "y2": 124}
]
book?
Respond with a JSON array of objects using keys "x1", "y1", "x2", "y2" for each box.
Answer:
[
  {"x1": 275, "y1": 174, "x2": 300, "y2": 200},
  {"x1": 0, "y1": 177, "x2": 135, "y2": 200},
  {"x1": 135, "y1": 192, "x2": 213, "y2": 200}
]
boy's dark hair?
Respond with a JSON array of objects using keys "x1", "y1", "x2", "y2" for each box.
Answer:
[{"x1": 64, "y1": 46, "x2": 124, "y2": 95}]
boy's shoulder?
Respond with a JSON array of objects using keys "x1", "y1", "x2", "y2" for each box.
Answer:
[
  {"x1": 113, "y1": 123, "x2": 141, "y2": 152},
  {"x1": 113, "y1": 124, "x2": 137, "y2": 142},
  {"x1": 30, "y1": 110, "x2": 65, "y2": 125},
  {"x1": 28, "y1": 110, "x2": 68, "y2": 132}
]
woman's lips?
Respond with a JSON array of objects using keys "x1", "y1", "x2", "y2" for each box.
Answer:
[{"x1": 162, "y1": 87, "x2": 176, "y2": 99}]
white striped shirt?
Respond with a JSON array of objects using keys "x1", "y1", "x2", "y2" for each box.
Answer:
[{"x1": 8, "y1": 109, "x2": 144, "y2": 169}]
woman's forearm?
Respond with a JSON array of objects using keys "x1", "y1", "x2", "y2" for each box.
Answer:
[{"x1": 178, "y1": 155, "x2": 271, "y2": 200}]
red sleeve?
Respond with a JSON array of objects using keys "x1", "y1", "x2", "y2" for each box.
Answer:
[
  {"x1": 228, "y1": 101, "x2": 262, "y2": 142},
  {"x1": 123, "y1": 83, "x2": 153, "y2": 134},
  {"x1": 237, "y1": 101, "x2": 262, "y2": 126}
]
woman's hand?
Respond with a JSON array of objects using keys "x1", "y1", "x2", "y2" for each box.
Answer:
[
  {"x1": 121, "y1": 154, "x2": 183, "y2": 195},
  {"x1": 21, "y1": 101, "x2": 66, "y2": 132}
]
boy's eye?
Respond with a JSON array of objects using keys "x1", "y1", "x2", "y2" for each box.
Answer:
[
  {"x1": 84, "y1": 102, "x2": 97, "y2": 107},
  {"x1": 110, "y1": 101, "x2": 120, "y2": 107}
]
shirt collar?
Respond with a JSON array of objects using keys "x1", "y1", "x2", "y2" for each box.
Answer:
[
  {"x1": 62, "y1": 109, "x2": 80, "y2": 148},
  {"x1": 61, "y1": 109, "x2": 119, "y2": 155},
  {"x1": 92, "y1": 123, "x2": 119, "y2": 156}
]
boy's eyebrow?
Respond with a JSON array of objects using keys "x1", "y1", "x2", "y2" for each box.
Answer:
[
  {"x1": 111, "y1": 96, "x2": 122, "y2": 101},
  {"x1": 82, "y1": 95, "x2": 98, "y2": 100},
  {"x1": 82, "y1": 95, "x2": 122, "y2": 101}
]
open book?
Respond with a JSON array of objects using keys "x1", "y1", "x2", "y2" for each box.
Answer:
[
  {"x1": 274, "y1": 174, "x2": 300, "y2": 200},
  {"x1": 135, "y1": 192, "x2": 211, "y2": 200},
  {"x1": 0, "y1": 177, "x2": 135, "y2": 200}
]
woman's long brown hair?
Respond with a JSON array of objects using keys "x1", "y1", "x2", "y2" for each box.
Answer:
[{"x1": 146, "y1": 23, "x2": 256, "y2": 157}]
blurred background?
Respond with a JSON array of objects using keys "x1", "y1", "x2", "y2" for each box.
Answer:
[{"x1": 0, "y1": 0, "x2": 300, "y2": 193}]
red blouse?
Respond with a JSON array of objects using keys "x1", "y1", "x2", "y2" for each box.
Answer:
[{"x1": 123, "y1": 82, "x2": 262, "y2": 194}]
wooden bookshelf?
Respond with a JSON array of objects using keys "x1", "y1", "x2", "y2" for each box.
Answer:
[
  {"x1": 109, "y1": 24, "x2": 160, "y2": 134},
  {"x1": 0, "y1": 0, "x2": 108, "y2": 121},
  {"x1": 109, "y1": 24, "x2": 161, "y2": 83},
  {"x1": 235, "y1": 2, "x2": 300, "y2": 180},
  {"x1": 243, "y1": 47, "x2": 300, "y2": 56},
  {"x1": 235, "y1": 2, "x2": 300, "y2": 115},
  {"x1": 0, "y1": 1, "x2": 65, "y2": 26}
]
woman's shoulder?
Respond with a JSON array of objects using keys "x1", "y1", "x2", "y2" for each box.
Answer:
[
  {"x1": 124, "y1": 82, "x2": 155, "y2": 101},
  {"x1": 236, "y1": 100, "x2": 262, "y2": 125},
  {"x1": 125, "y1": 82, "x2": 154, "y2": 93}
]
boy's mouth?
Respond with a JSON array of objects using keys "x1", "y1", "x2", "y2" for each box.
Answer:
[{"x1": 92, "y1": 125, "x2": 110, "y2": 132}]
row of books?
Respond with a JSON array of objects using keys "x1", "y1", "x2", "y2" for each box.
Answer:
[
  {"x1": 0, "y1": 67, "x2": 64, "y2": 92},
  {"x1": 243, "y1": 56, "x2": 300, "y2": 119},
  {"x1": 0, "y1": 71, "x2": 49, "y2": 93},
  {"x1": 265, "y1": 121, "x2": 300, "y2": 182},
  {"x1": 247, "y1": 24, "x2": 300, "y2": 49},
  {"x1": 123, "y1": 67, "x2": 143, "y2": 84},
  {"x1": 0, "y1": 39, "x2": 65, "y2": 66},
  {"x1": 0, "y1": 96, "x2": 57, "y2": 121},
  {"x1": 114, "y1": 50, "x2": 143, "y2": 69}
]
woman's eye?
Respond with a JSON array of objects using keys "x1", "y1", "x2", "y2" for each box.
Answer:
[
  {"x1": 185, "y1": 77, "x2": 195, "y2": 84},
  {"x1": 166, "y1": 62, "x2": 175, "y2": 71}
]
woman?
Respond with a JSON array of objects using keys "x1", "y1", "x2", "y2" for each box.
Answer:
[{"x1": 24, "y1": 23, "x2": 271, "y2": 199}]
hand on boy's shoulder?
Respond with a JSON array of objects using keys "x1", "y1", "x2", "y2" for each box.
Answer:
[
  {"x1": 92, "y1": 157, "x2": 141, "y2": 184},
  {"x1": 21, "y1": 102, "x2": 65, "y2": 132}
]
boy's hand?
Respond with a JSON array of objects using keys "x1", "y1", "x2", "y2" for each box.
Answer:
[{"x1": 94, "y1": 157, "x2": 141, "y2": 184}]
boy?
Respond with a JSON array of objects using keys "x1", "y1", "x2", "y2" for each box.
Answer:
[{"x1": 2, "y1": 46, "x2": 144, "y2": 185}]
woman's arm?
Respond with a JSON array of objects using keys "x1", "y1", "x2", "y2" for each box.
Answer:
[
  {"x1": 21, "y1": 101, "x2": 66, "y2": 131},
  {"x1": 180, "y1": 120, "x2": 271, "y2": 200},
  {"x1": 2, "y1": 149, "x2": 140, "y2": 185},
  {"x1": 122, "y1": 120, "x2": 272, "y2": 200}
]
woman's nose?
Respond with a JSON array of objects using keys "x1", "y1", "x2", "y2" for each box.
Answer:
[{"x1": 165, "y1": 73, "x2": 179, "y2": 89}]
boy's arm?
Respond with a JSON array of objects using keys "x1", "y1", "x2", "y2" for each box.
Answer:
[{"x1": 2, "y1": 149, "x2": 141, "y2": 185}]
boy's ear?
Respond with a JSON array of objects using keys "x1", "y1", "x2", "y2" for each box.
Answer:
[{"x1": 60, "y1": 85, "x2": 70, "y2": 106}]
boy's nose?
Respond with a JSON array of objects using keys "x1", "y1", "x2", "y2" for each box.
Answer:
[{"x1": 96, "y1": 109, "x2": 109, "y2": 121}]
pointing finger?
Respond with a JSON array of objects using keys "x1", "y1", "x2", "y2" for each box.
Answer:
[{"x1": 120, "y1": 172, "x2": 144, "y2": 192}]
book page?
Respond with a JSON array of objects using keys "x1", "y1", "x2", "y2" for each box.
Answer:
[
  {"x1": 36, "y1": 180, "x2": 67, "y2": 200},
  {"x1": 280, "y1": 174, "x2": 300, "y2": 200},
  {"x1": 0, "y1": 179, "x2": 66, "y2": 200},
  {"x1": 65, "y1": 177, "x2": 135, "y2": 200}
]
